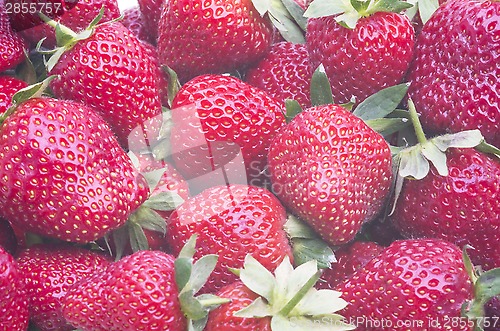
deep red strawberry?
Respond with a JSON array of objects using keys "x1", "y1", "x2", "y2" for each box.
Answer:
[
  {"x1": 245, "y1": 41, "x2": 312, "y2": 109},
  {"x1": 48, "y1": 21, "x2": 162, "y2": 147},
  {"x1": 63, "y1": 250, "x2": 186, "y2": 331},
  {"x1": 0, "y1": 4, "x2": 27, "y2": 73},
  {"x1": 268, "y1": 104, "x2": 392, "y2": 246},
  {"x1": 137, "y1": 0, "x2": 164, "y2": 43},
  {"x1": 305, "y1": 0, "x2": 414, "y2": 104},
  {"x1": 337, "y1": 239, "x2": 474, "y2": 330},
  {"x1": 17, "y1": 244, "x2": 111, "y2": 331},
  {"x1": 9, "y1": 0, "x2": 120, "y2": 48},
  {"x1": 167, "y1": 184, "x2": 293, "y2": 293},
  {"x1": 121, "y1": 6, "x2": 154, "y2": 45},
  {"x1": 0, "y1": 97, "x2": 149, "y2": 242},
  {"x1": 407, "y1": 0, "x2": 500, "y2": 147},
  {"x1": 485, "y1": 296, "x2": 500, "y2": 331},
  {"x1": 169, "y1": 74, "x2": 285, "y2": 193},
  {"x1": 0, "y1": 75, "x2": 27, "y2": 116},
  {"x1": 391, "y1": 147, "x2": 500, "y2": 271},
  {"x1": 317, "y1": 241, "x2": 384, "y2": 290},
  {"x1": 157, "y1": 0, "x2": 273, "y2": 82},
  {"x1": 0, "y1": 246, "x2": 29, "y2": 331}
]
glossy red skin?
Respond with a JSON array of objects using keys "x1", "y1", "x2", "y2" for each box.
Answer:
[
  {"x1": 408, "y1": 0, "x2": 500, "y2": 147},
  {"x1": 167, "y1": 184, "x2": 293, "y2": 293},
  {"x1": 170, "y1": 74, "x2": 285, "y2": 193},
  {"x1": 485, "y1": 296, "x2": 500, "y2": 331},
  {"x1": 0, "y1": 6, "x2": 27, "y2": 73},
  {"x1": 391, "y1": 148, "x2": 500, "y2": 271},
  {"x1": 63, "y1": 250, "x2": 186, "y2": 331},
  {"x1": 205, "y1": 281, "x2": 272, "y2": 331},
  {"x1": 317, "y1": 241, "x2": 384, "y2": 290},
  {"x1": 246, "y1": 41, "x2": 312, "y2": 109},
  {"x1": 17, "y1": 244, "x2": 111, "y2": 331},
  {"x1": 268, "y1": 104, "x2": 392, "y2": 246},
  {"x1": 49, "y1": 22, "x2": 162, "y2": 147},
  {"x1": 157, "y1": 0, "x2": 273, "y2": 83},
  {"x1": 13, "y1": 0, "x2": 120, "y2": 48},
  {"x1": 337, "y1": 239, "x2": 474, "y2": 331},
  {"x1": 0, "y1": 246, "x2": 29, "y2": 331},
  {"x1": 0, "y1": 75, "x2": 28, "y2": 115},
  {"x1": 141, "y1": 42, "x2": 170, "y2": 106},
  {"x1": 0, "y1": 97, "x2": 149, "y2": 243},
  {"x1": 307, "y1": 12, "x2": 414, "y2": 104},
  {"x1": 121, "y1": 6, "x2": 154, "y2": 45},
  {"x1": 137, "y1": 0, "x2": 164, "y2": 43}
]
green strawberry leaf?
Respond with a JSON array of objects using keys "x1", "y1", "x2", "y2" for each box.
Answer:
[
  {"x1": 110, "y1": 226, "x2": 128, "y2": 260},
  {"x1": 183, "y1": 254, "x2": 218, "y2": 295},
  {"x1": 431, "y1": 130, "x2": 484, "y2": 151},
  {"x1": 294, "y1": 290, "x2": 348, "y2": 316},
  {"x1": 304, "y1": 0, "x2": 354, "y2": 19},
  {"x1": 175, "y1": 257, "x2": 193, "y2": 290},
  {"x1": 281, "y1": 0, "x2": 308, "y2": 30},
  {"x1": 285, "y1": 99, "x2": 303, "y2": 122},
  {"x1": 475, "y1": 140, "x2": 500, "y2": 158},
  {"x1": 128, "y1": 206, "x2": 167, "y2": 234},
  {"x1": 239, "y1": 255, "x2": 277, "y2": 302},
  {"x1": 421, "y1": 140, "x2": 448, "y2": 176},
  {"x1": 142, "y1": 191, "x2": 185, "y2": 211},
  {"x1": 179, "y1": 290, "x2": 207, "y2": 320},
  {"x1": 398, "y1": 145, "x2": 429, "y2": 180},
  {"x1": 162, "y1": 65, "x2": 181, "y2": 107},
  {"x1": 353, "y1": 83, "x2": 410, "y2": 121},
  {"x1": 284, "y1": 215, "x2": 319, "y2": 239},
  {"x1": 365, "y1": 0, "x2": 413, "y2": 16},
  {"x1": 179, "y1": 234, "x2": 198, "y2": 259},
  {"x1": 11, "y1": 75, "x2": 56, "y2": 105},
  {"x1": 142, "y1": 167, "x2": 167, "y2": 191},
  {"x1": 234, "y1": 297, "x2": 273, "y2": 318},
  {"x1": 463, "y1": 268, "x2": 500, "y2": 328},
  {"x1": 364, "y1": 117, "x2": 410, "y2": 136},
  {"x1": 128, "y1": 222, "x2": 149, "y2": 252},
  {"x1": 310, "y1": 64, "x2": 334, "y2": 106},
  {"x1": 418, "y1": 0, "x2": 439, "y2": 24}
]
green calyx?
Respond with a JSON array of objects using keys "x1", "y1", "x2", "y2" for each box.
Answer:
[
  {"x1": 37, "y1": 6, "x2": 122, "y2": 72},
  {"x1": 233, "y1": 255, "x2": 355, "y2": 331},
  {"x1": 304, "y1": 0, "x2": 413, "y2": 28},
  {"x1": 251, "y1": 0, "x2": 307, "y2": 43},
  {"x1": 175, "y1": 235, "x2": 230, "y2": 331},
  {"x1": 461, "y1": 246, "x2": 500, "y2": 331}
]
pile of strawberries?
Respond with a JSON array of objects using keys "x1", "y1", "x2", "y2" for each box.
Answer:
[{"x1": 0, "y1": 0, "x2": 499, "y2": 330}]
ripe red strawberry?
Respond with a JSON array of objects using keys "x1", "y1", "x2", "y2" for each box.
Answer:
[
  {"x1": 0, "y1": 4, "x2": 27, "y2": 73},
  {"x1": 485, "y1": 296, "x2": 500, "y2": 331},
  {"x1": 157, "y1": 0, "x2": 273, "y2": 82},
  {"x1": 137, "y1": 0, "x2": 165, "y2": 43},
  {"x1": 167, "y1": 184, "x2": 293, "y2": 293},
  {"x1": 48, "y1": 20, "x2": 162, "y2": 147},
  {"x1": 9, "y1": 0, "x2": 120, "y2": 48},
  {"x1": 0, "y1": 75, "x2": 27, "y2": 116},
  {"x1": 63, "y1": 250, "x2": 186, "y2": 331},
  {"x1": 337, "y1": 239, "x2": 474, "y2": 330},
  {"x1": 317, "y1": 241, "x2": 384, "y2": 290},
  {"x1": 0, "y1": 217, "x2": 17, "y2": 255},
  {"x1": 17, "y1": 244, "x2": 111, "y2": 331},
  {"x1": 268, "y1": 104, "x2": 393, "y2": 246},
  {"x1": 205, "y1": 281, "x2": 272, "y2": 331},
  {"x1": 121, "y1": 6, "x2": 155, "y2": 45},
  {"x1": 0, "y1": 246, "x2": 29, "y2": 331},
  {"x1": 305, "y1": 0, "x2": 414, "y2": 104},
  {"x1": 391, "y1": 147, "x2": 500, "y2": 271},
  {"x1": 0, "y1": 97, "x2": 149, "y2": 242},
  {"x1": 407, "y1": 0, "x2": 500, "y2": 147},
  {"x1": 169, "y1": 74, "x2": 285, "y2": 193},
  {"x1": 245, "y1": 41, "x2": 312, "y2": 109}
]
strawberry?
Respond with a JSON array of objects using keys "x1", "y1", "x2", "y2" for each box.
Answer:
[
  {"x1": 16, "y1": 244, "x2": 111, "y2": 331},
  {"x1": 167, "y1": 184, "x2": 293, "y2": 293},
  {"x1": 121, "y1": 6, "x2": 154, "y2": 45},
  {"x1": 0, "y1": 246, "x2": 29, "y2": 331},
  {"x1": 46, "y1": 19, "x2": 162, "y2": 147},
  {"x1": 0, "y1": 3, "x2": 27, "y2": 73},
  {"x1": 63, "y1": 240, "x2": 227, "y2": 331},
  {"x1": 157, "y1": 0, "x2": 274, "y2": 82},
  {"x1": 137, "y1": 0, "x2": 165, "y2": 43},
  {"x1": 9, "y1": 0, "x2": 120, "y2": 48},
  {"x1": 0, "y1": 96, "x2": 149, "y2": 243},
  {"x1": 0, "y1": 217, "x2": 17, "y2": 255},
  {"x1": 407, "y1": 0, "x2": 500, "y2": 147},
  {"x1": 485, "y1": 296, "x2": 500, "y2": 331},
  {"x1": 316, "y1": 241, "x2": 384, "y2": 290},
  {"x1": 245, "y1": 41, "x2": 312, "y2": 109},
  {"x1": 337, "y1": 239, "x2": 474, "y2": 330},
  {"x1": 304, "y1": 0, "x2": 414, "y2": 104},
  {"x1": 169, "y1": 74, "x2": 285, "y2": 193},
  {"x1": 205, "y1": 255, "x2": 354, "y2": 330},
  {"x1": 267, "y1": 104, "x2": 393, "y2": 246},
  {"x1": 0, "y1": 75, "x2": 27, "y2": 116}
]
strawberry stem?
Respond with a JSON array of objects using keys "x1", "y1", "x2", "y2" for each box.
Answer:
[
  {"x1": 278, "y1": 270, "x2": 321, "y2": 316},
  {"x1": 407, "y1": 98, "x2": 428, "y2": 145}
]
